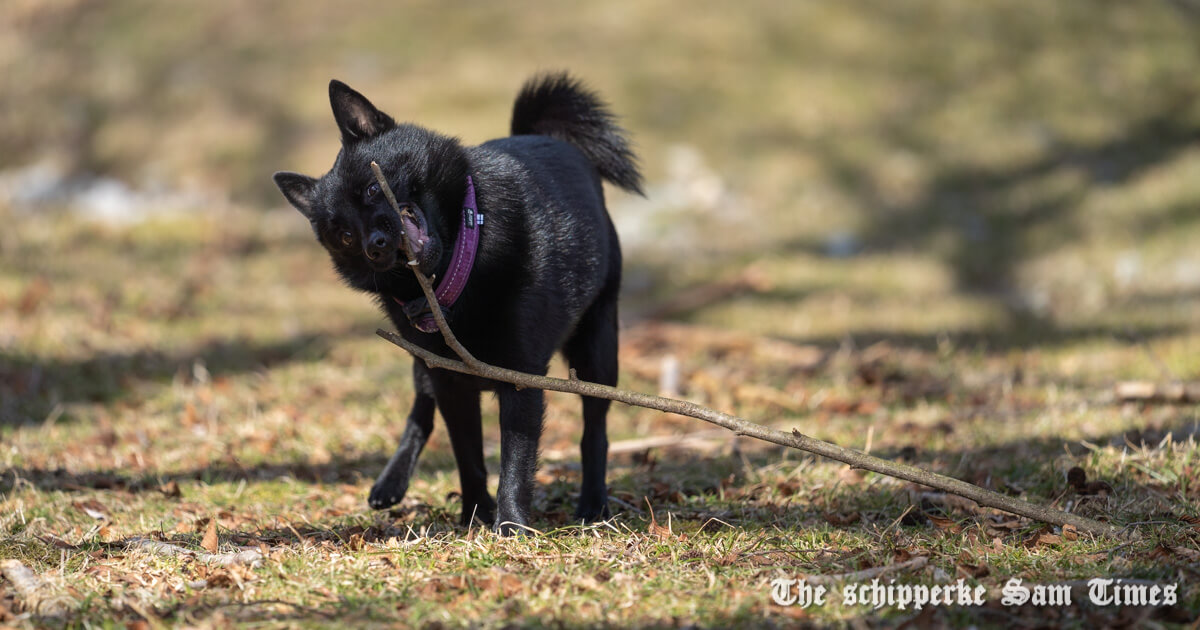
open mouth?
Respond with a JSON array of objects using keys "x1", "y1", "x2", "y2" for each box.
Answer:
[{"x1": 398, "y1": 204, "x2": 430, "y2": 262}]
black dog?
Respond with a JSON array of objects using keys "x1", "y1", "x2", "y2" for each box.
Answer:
[{"x1": 272, "y1": 73, "x2": 642, "y2": 534}]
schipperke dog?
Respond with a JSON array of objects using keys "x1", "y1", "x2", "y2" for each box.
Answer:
[{"x1": 272, "y1": 73, "x2": 642, "y2": 534}]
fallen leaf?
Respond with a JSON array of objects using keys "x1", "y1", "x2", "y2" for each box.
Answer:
[
  {"x1": 201, "y1": 518, "x2": 219, "y2": 554},
  {"x1": 159, "y1": 481, "x2": 182, "y2": 498},
  {"x1": 1062, "y1": 524, "x2": 1079, "y2": 541},
  {"x1": 1173, "y1": 546, "x2": 1200, "y2": 562},
  {"x1": 925, "y1": 513, "x2": 962, "y2": 533},
  {"x1": 73, "y1": 499, "x2": 109, "y2": 520},
  {"x1": 1153, "y1": 544, "x2": 1200, "y2": 563},
  {"x1": 645, "y1": 501, "x2": 682, "y2": 541},
  {"x1": 205, "y1": 568, "x2": 235, "y2": 588},
  {"x1": 1026, "y1": 530, "x2": 1061, "y2": 547},
  {"x1": 1038, "y1": 533, "x2": 1062, "y2": 546}
]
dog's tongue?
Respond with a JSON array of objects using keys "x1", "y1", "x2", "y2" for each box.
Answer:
[{"x1": 400, "y1": 213, "x2": 427, "y2": 259}]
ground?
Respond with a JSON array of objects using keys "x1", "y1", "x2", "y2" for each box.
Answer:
[{"x1": 2, "y1": 1, "x2": 1200, "y2": 628}]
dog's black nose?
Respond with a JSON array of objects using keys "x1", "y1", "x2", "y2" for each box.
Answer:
[{"x1": 365, "y1": 231, "x2": 391, "y2": 261}]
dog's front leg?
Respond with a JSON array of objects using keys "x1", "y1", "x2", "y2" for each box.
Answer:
[
  {"x1": 494, "y1": 384, "x2": 544, "y2": 535},
  {"x1": 368, "y1": 392, "x2": 434, "y2": 509},
  {"x1": 368, "y1": 362, "x2": 437, "y2": 509},
  {"x1": 431, "y1": 373, "x2": 496, "y2": 527}
]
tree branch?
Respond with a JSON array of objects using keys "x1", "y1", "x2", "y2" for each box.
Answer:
[
  {"x1": 368, "y1": 163, "x2": 1127, "y2": 540},
  {"x1": 127, "y1": 537, "x2": 264, "y2": 568},
  {"x1": 0, "y1": 559, "x2": 76, "y2": 618}
]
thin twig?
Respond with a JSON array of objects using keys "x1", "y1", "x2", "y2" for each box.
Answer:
[
  {"x1": 370, "y1": 161, "x2": 479, "y2": 368},
  {"x1": 367, "y1": 164, "x2": 1128, "y2": 540}
]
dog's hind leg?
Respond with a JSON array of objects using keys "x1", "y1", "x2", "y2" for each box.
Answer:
[
  {"x1": 562, "y1": 288, "x2": 619, "y2": 523},
  {"x1": 431, "y1": 372, "x2": 497, "y2": 528},
  {"x1": 369, "y1": 360, "x2": 436, "y2": 510}
]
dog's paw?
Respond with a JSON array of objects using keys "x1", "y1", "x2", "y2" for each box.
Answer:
[
  {"x1": 367, "y1": 484, "x2": 404, "y2": 510},
  {"x1": 459, "y1": 496, "x2": 496, "y2": 528},
  {"x1": 490, "y1": 501, "x2": 531, "y2": 536},
  {"x1": 575, "y1": 495, "x2": 611, "y2": 523},
  {"x1": 493, "y1": 520, "x2": 534, "y2": 537}
]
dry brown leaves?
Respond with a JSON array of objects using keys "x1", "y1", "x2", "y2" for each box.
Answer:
[
  {"x1": 924, "y1": 513, "x2": 963, "y2": 534},
  {"x1": 200, "y1": 518, "x2": 219, "y2": 554},
  {"x1": 1022, "y1": 524, "x2": 1080, "y2": 548},
  {"x1": 645, "y1": 501, "x2": 686, "y2": 542},
  {"x1": 189, "y1": 563, "x2": 257, "y2": 590},
  {"x1": 158, "y1": 481, "x2": 182, "y2": 498},
  {"x1": 1150, "y1": 543, "x2": 1200, "y2": 565},
  {"x1": 72, "y1": 499, "x2": 111, "y2": 520}
]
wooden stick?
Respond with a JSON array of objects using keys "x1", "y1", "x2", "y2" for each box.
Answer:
[
  {"x1": 542, "y1": 430, "x2": 731, "y2": 461},
  {"x1": 367, "y1": 164, "x2": 1127, "y2": 540},
  {"x1": 127, "y1": 538, "x2": 264, "y2": 568},
  {"x1": 0, "y1": 558, "x2": 76, "y2": 617}
]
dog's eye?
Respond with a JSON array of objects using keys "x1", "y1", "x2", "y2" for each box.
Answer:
[
  {"x1": 340, "y1": 230, "x2": 354, "y2": 247},
  {"x1": 365, "y1": 182, "x2": 381, "y2": 200}
]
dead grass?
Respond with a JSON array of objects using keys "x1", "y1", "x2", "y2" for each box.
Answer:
[
  {"x1": 3, "y1": 1, "x2": 1200, "y2": 627},
  {"x1": 2, "y1": 204, "x2": 1198, "y2": 627}
]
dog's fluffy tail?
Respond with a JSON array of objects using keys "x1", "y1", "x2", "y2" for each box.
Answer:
[{"x1": 511, "y1": 72, "x2": 644, "y2": 196}]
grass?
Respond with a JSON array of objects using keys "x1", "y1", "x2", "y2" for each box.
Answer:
[
  {"x1": 3, "y1": 1, "x2": 1200, "y2": 627},
  {"x1": 3, "y1": 209, "x2": 1198, "y2": 628}
]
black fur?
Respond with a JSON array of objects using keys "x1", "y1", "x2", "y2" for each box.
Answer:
[
  {"x1": 511, "y1": 73, "x2": 643, "y2": 196},
  {"x1": 273, "y1": 73, "x2": 642, "y2": 534}
]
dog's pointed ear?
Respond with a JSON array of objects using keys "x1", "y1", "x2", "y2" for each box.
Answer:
[
  {"x1": 273, "y1": 171, "x2": 320, "y2": 220},
  {"x1": 329, "y1": 80, "x2": 395, "y2": 143}
]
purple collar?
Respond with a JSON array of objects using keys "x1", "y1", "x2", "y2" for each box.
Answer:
[{"x1": 393, "y1": 175, "x2": 481, "y2": 333}]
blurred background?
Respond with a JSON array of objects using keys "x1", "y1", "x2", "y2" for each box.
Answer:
[
  {"x1": 4, "y1": 4, "x2": 1200, "y2": 623},
  {"x1": 3, "y1": 0, "x2": 1199, "y2": 433}
]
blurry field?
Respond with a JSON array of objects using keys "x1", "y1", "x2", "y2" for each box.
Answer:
[{"x1": 3, "y1": 1, "x2": 1200, "y2": 627}]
